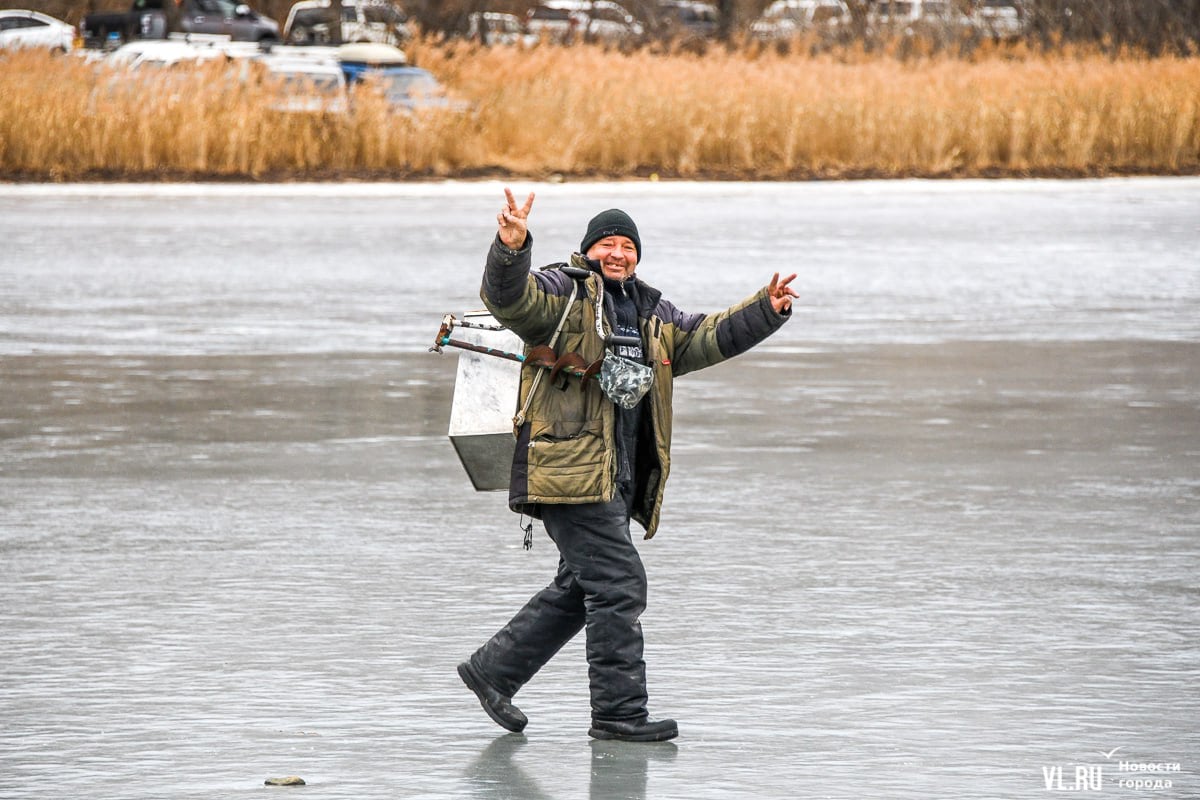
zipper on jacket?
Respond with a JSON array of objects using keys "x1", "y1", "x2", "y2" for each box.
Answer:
[{"x1": 520, "y1": 514, "x2": 534, "y2": 550}]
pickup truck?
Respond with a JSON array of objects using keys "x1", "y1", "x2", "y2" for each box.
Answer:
[{"x1": 81, "y1": 0, "x2": 279, "y2": 48}]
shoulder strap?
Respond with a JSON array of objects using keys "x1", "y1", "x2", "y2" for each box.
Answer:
[{"x1": 513, "y1": 278, "x2": 579, "y2": 429}]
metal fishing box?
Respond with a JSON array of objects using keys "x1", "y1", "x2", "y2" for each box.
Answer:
[{"x1": 446, "y1": 310, "x2": 521, "y2": 491}]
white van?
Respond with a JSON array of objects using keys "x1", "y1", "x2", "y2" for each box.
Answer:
[{"x1": 283, "y1": 0, "x2": 410, "y2": 45}]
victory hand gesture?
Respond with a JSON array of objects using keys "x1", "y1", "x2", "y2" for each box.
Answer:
[
  {"x1": 767, "y1": 272, "x2": 798, "y2": 314},
  {"x1": 497, "y1": 187, "x2": 535, "y2": 250}
]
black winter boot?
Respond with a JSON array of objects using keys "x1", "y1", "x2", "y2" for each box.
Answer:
[
  {"x1": 458, "y1": 662, "x2": 528, "y2": 733},
  {"x1": 589, "y1": 716, "x2": 678, "y2": 742}
]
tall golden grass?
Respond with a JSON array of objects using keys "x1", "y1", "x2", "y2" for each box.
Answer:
[{"x1": 1, "y1": 40, "x2": 1198, "y2": 181}]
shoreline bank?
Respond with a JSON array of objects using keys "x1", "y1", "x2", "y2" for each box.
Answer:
[{"x1": 4, "y1": 164, "x2": 1199, "y2": 184}]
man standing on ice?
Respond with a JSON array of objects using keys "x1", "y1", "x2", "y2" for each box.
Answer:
[{"x1": 458, "y1": 187, "x2": 797, "y2": 742}]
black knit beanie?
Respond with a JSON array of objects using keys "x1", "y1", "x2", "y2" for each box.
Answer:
[{"x1": 580, "y1": 209, "x2": 641, "y2": 260}]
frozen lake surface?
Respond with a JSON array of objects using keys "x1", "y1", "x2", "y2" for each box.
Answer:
[{"x1": 1, "y1": 179, "x2": 1198, "y2": 799}]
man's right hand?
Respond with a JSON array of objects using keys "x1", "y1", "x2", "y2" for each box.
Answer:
[{"x1": 497, "y1": 187, "x2": 535, "y2": 250}]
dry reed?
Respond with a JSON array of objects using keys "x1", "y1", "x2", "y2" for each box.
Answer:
[{"x1": 1, "y1": 41, "x2": 1198, "y2": 181}]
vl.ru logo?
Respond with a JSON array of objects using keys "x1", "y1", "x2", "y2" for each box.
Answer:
[
  {"x1": 1042, "y1": 748, "x2": 1120, "y2": 791},
  {"x1": 1043, "y1": 764, "x2": 1104, "y2": 792},
  {"x1": 1042, "y1": 748, "x2": 1182, "y2": 792}
]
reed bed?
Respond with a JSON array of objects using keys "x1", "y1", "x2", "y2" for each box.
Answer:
[{"x1": 1, "y1": 41, "x2": 1198, "y2": 181}]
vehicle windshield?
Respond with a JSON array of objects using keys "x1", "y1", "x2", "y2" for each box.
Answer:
[
  {"x1": 530, "y1": 7, "x2": 572, "y2": 20},
  {"x1": 292, "y1": 9, "x2": 325, "y2": 26},
  {"x1": 363, "y1": 70, "x2": 443, "y2": 104},
  {"x1": 363, "y1": 4, "x2": 405, "y2": 23},
  {"x1": 812, "y1": 6, "x2": 841, "y2": 23},
  {"x1": 591, "y1": 7, "x2": 627, "y2": 23},
  {"x1": 1, "y1": 16, "x2": 48, "y2": 30},
  {"x1": 764, "y1": 4, "x2": 802, "y2": 22},
  {"x1": 681, "y1": 6, "x2": 717, "y2": 23},
  {"x1": 280, "y1": 73, "x2": 343, "y2": 93},
  {"x1": 133, "y1": 57, "x2": 180, "y2": 69},
  {"x1": 196, "y1": 0, "x2": 244, "y2": 16}
]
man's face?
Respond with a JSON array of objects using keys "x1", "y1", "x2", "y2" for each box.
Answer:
[{"x1": 586, "y1": 235, "x2": 638, "y2": 282}]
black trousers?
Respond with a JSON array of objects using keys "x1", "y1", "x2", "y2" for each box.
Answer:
[{"x1": 469, "y1": 490, "x2": 650, "y2": 722}]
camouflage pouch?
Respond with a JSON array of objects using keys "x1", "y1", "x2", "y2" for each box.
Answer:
[{"x1": 598, "y1": 350, "x2": 654, "y2": 409}]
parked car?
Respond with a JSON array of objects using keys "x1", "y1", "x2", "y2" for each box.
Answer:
[
  {"x1": 107, "y1": 35, "x2": 246, "y2": 68},
  {"x1": 257, "y1": 50, "x2": 348, "y2": 112},
  {"x1": 526, "y1": 1, "x2": 643, "y2": 44},
  {"x1": 352, "y1": 65, "x2": 460, "y2": 112},
  {"x1": 466, "y1": 12, "x2": 536, "y2": 46},
  {"x1": 525, "y1": 2, "x2": 579, "y2": 42},
  {"x1": 749, "y1": 0, "x2": 848, "y2": 40},
  {"x1": 867, "y1": 0, "x2": 969, "y2": 36},
  {"x1": 584, "y1": 0, "x2": 644, "y2": 41},
  {"x1": 283, "y1": 0, "x2": 410, "y2": 45},
  {"x1": 968, "y1": 0, "x2": 1026, "y2": 39},
  {"x1": 188, "y1": 0, "x2": 280, "y2": 40},
  {"x1": 336, "y1": 42, "x2": 466, "y2": 114},
  {"x1": 81, "y1": 0, "x2": 279, "y2": 49},
  {"x1": 0, "y1": 9, "x2": 75, "y2": 52},
  {"x1": 89, "y1": 37, "x2": 241, "y2": 117},
  {"x1": 654, "y1": 1, "x2": 720, "y2": 42}
]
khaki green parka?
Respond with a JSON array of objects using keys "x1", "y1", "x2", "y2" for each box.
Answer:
[{"x1": 482, "y1": 234, "x2": 790, "y2": 539}]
